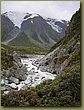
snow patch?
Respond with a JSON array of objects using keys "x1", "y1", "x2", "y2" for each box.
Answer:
[
  {"x1": 3, "y1": 11, "x2": 26, "y2": 28},
  {"x1": 24, "y1": 13, "x2": 39, "y2": 21},
  {"x1": 28, "y1": 14, "x2": 39, "y2": 18},
  {"x1": 31, "y1": 20, "x2": 33, "y2": 24},
  {"x1": 47, "y1": 21, "x2": 62, "y2": 33}
]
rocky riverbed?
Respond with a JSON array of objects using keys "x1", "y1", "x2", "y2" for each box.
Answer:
[{"x1": 1, "y1": 54, "x2": 56, "y2": 94}]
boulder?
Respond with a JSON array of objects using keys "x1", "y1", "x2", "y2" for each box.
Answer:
[
  {"x1": 15, "y1": 69, "x2": 27, "y2": 81},
  {"x1": 21, "y1": 65, "x2": 28, "y2": 73},
  {"x1": 8, "y1": 65, "x2": 27, "y2": 81},
  {"x1": 9, "y1": 76, "x2": 19, "y2": 84},
  {"x1": 13, "y1": 51, "x2": 21, "y2": 63},
  {"x1": 13, "y1": 51, "x2": 22, "y2": 67},
  {"x1": 8, "y1": 83, "x2": 18, "y2": 89}
]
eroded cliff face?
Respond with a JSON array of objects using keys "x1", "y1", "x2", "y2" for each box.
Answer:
[{"x1": 38, "y1": 8, "x2": 80, "y2": 74}]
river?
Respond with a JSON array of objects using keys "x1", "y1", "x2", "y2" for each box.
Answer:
[
  {"x1": 17, "y1": 54, "x2": 56, "y2": 90},
  {"x1": 1, "y1": 54, "x2": 56, "y2": 94}
]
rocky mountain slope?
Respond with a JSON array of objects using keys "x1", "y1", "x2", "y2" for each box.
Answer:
[
  {"x1": 38, "y1": 8, "x2": 80, "y2": 74},
  {"x1": 1, "y1": 11, "x2": 68, "y2": 48}
]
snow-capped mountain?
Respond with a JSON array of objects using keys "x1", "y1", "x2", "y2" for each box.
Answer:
[
  {"x1": 46, "y1": 18, "x2": 68, "y2": 37},
  {"x1": 3, "y1": 11, "x2": 40, "y2": 28},
  {"x1": 1, "y1": 11, "x2": 68, "y2": 48},
  {"x1": 3, "y1": 11, "x2": 68, "y2": 35}
]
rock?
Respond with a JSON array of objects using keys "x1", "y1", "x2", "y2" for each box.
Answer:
[
  {"x1": 55, "y1": 65, "x2": 61, "y2": 74},
  {"x1": 18, "y1": 62, "x2": 23, "y2": 68},
  {"x1": 8, "y1": 66, "x2": 27, "y2": 81},
  {"x1": 13, "y1": 51, "x2": 21, "y2": 63},
  {"x1": 30, "y1": 76, "x2": 33, "y2": 83},
  {"x1": 24, "y1": 80, "x2": 30, "y2": 85},
  {"x1": 1, "y1": 86, "x2": 7, "y2": 91},
  {"x1": 35, "y1": 71, "x2": 38, "y2": 73},
  {"x1": 21, "y1": 65, "x2": 28, "y2": 73},
  {"x1": 1, "y1": 79, "x2": 5, "y2": 85},
  {"x1": 1, "y1": 85, "x2": 11, "y2": 91},
  {"x1": 37, "y1": 67, "x2": 39, "y2": 70},
  {"x1": 52, "y1": 71, "x2": 57, "y2": 74},
  {"x1": 28, "y1": 71, "x2": 35, "y2": 75},
  {"x1": 20, "y1": 81, "x2": 25, "y2": 84},
  {"x1": 15, "y1": 70, "x2": 27, "y2": 81},
  {"x1": 5, "y1": 77, "x2": 8, "y2": 80},
  {"x1": 13, "y1": 51, "x2": 22, "y2": 67},
  {"x1": 9, "y1": 76, "x2": 19, "y2": 84},
  {"x1": 24, "y1": 64, "x2": 28, "y2": 66},
  {"x1": 8, "y1": 83, "x2": 18, "y2": 89},
  {"x1": 41, "y1": 77, "x2": 45, "y2": 79},
  {"x1": 35, "y1": 77, "x2": 39, "y2": 79},
  {"x1": 4, "y1": 79, "x2": 9, "y2": 85},
  {"x1": 73, "y1": 42, "x2": 80, "y2": 52},
  {"x1": 20, "y1": 85, "x2": 28, "y2": 90},
  {"x1": 31, "y1": 68, "x2": 35, "y2": 70},
  {"x1": 26, "y1": 72, "x2": 29, "y2": 75},
  {"x1": 4, "y1": 91, "x2": 9, "y2": 95}
]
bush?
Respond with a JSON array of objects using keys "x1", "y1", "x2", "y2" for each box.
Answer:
[{"x1": 1, "y1": 90, "x2": 41, "y2": 106}]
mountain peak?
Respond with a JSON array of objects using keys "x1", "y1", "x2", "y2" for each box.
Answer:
[
  {"x1": 3, "y1": 11, "x2": 26, "y2": 28},
  {"x1": 46, "y1": 17, "x2": 68, "y2": 37},
  {"x1": 23, "y1": 13, "x2": 40, "y2": 21},
  {"x1": 2, "y1": 11, "x2": 40, "y2": 28}
]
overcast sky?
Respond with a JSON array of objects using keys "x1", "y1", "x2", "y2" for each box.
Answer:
[{"x1": 1, "y1": 1, "x2": 80, "y2": 21}]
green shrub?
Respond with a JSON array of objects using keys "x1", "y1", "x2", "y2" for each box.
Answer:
[{"x1": 1, "y1": 90, "x2": 41, "y2": 106}]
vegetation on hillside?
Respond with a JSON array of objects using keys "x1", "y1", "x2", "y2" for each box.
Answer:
[
  {"x1": 1, "y1": 60, "x2": 80, "y2": 106},
  {"x1": 49, "y1": 8, "x2": 80, "y2": 53},
  {"x1": 1, "y1": 46, "x2": 15, "y2": 70},
  {"x1": 1, "y1": 44, "x2": 49, "y2": 55}
]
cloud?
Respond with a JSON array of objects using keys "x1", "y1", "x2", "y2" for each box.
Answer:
[{"x1": 1, "y1": 1, "x2": 80, "y2": 20}]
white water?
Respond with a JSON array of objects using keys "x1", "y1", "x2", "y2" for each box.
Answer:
[
  {"x1": 17, "y1": 55, "x2": 56, "y2": 90},
  {"x1": 1, "y1": 55, "x2": 56, "y2": 94}
]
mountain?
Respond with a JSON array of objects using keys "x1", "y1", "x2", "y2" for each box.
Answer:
[
  {"x1": 39, "y1": 8, "x2": 80, "y2": 73},
  {"x1": 2, "y1": 11, "x2": 26, "y2": 28},
  {"x1": 21, "y1": 13, "x2": 59, "y2": 47},
  {"x1": 1, "y1": 11, "x2": 68, "y2": 48},
  {"x1": 1, "y1": 14, "x2": 14, "y2": 41},
  {"x1": 46, "y1": 18, "x2": 68, "y2": 37},
  {"x1": 8, "y1": 31, "x2": 37, "y2": 47},
  {"x1": 1, "y1": 14, "x2": 21, "y2": 44}
]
